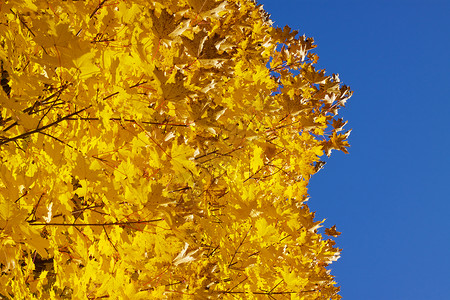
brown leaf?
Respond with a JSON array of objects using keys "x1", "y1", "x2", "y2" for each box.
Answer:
[{"x1": 325, "y1": 225, "x2": 341, "y2": 237}]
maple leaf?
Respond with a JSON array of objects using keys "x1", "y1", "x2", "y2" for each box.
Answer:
[
  {"x1": 325, "y1": 225, "x2": 342, "y2": 237},
  {"x1": 302, "y1": 64, "x2": 328, "y2": 84},
  {"x1": 189, "y1": 0, "x2": 229, "y2": 19},
  {"x1": 332, "y1": 117, "x2": 348, "y2": 132}
]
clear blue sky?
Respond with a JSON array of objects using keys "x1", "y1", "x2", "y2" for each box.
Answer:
[{"x1": 258, "y1": 1, "x2": 450, "y2": 299}]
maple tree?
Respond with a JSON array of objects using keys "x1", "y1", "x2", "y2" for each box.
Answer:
[{"x1": 0, "y1": 0, "x2": 352, "y2": 299}]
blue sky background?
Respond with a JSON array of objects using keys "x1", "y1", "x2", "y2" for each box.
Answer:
[{"x1": 258, "y1": 1, "x2": 450, "y2": 299}]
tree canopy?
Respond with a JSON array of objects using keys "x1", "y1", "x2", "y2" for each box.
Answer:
[{"x1": 0, "y1": 0, "x2": 352, "y2": 298}]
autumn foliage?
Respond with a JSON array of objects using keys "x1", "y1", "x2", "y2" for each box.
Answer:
[{"x1": 0, "y1": 0, "x2": 352, "y2": 299}]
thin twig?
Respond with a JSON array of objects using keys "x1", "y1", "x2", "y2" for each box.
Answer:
[
  {"x1": 29, "y1": 219, "x2": 163, "y2": 226},
  {"x1": 228, "y1": 226, "x2": 252, "y2": 268},
  {"x1": 26, "y1": 193, "x2": 45, "y2": 223},
  {"x1": 0, "y1": 105, "x2": 91, "y2": 146},
  {"x1": 103, "y1": 225, "x2": 118, "y2": 252},
  {"x1": 10, "y1": 9, "x2": 35, "y2": 37},
  {"x1": 39, "y1": 132, "x2": 80, "y2": 152},
  {"x1": 225, "y1": 276, "x2": 248, "y2": 294},
  {"x1": 268, "y1": 280, "x2": 284, "y2": 295},
  {"x1": 103, "y1": 91, "x2": 119, "y2": 100},
  {"x1": 90, "y1": 0, "x2": 108, "y2": 19}
]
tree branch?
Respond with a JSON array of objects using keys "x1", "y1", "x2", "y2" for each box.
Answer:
[
  {"x1": 90, "y1": 0, "x2": 108, "y2": 19},
  {"x1": 228, "y1": 226, "x2": 252, "y2": 268},
  {"x1": 28, "y1": 219, "x2": 163, "y2": 226},
  {"x1": 0, "y1": 105, "x2": 91, "y2": 146}
]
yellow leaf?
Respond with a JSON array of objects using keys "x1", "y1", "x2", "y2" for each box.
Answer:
[
  {"x1": 73, "y1": 51, "x2": 100, "y2": 78},
  {"x1": 170, "y1": 141, "x2": 198, "y2": 180},
  {"x1": 250, "y1": 145, "x2": 264, "y2": 173}
]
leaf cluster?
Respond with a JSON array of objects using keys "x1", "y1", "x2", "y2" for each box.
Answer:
[{"x1": 0, "y1": 0, "x2": 351, "y2": 299}]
